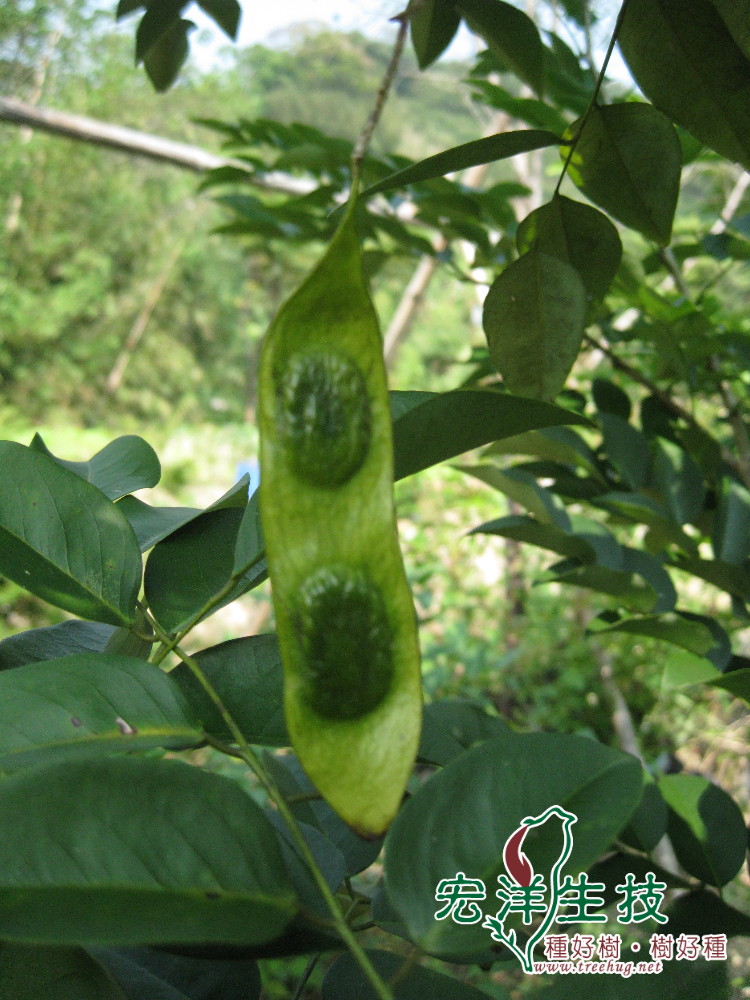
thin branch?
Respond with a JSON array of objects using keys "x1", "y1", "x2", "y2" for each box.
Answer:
[{"x1": 351, "y1": 12, "x2": 409, "y2": 177}]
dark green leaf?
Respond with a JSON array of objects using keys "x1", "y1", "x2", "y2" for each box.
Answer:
[
  {"x1": 0, "y1": 944, "x2": 127, "y2": 1000},
  {"x1": 171, "y1": 635, "x2": 288, "y2": 747},
  {"x1": 457, "y1": 0, "x2": 545, "y2": 95},
  {"x1": 0, "y1": 620, "x2": 114, "y2": 671},
  {"x1": 461, "y1": 465, "x2": 570, "y2": 528},
  {"x1": 708, "y1": 0, "x2": 750, "y2": 58},
  {"x1": 712, "y1": 479, "x2": 750, "y2": 566},
  {"x1": 651, "y1": 438, "x2": 706, "y2": 525},
  {"x1": 527, "y1": 955, "x2": 728, "y2": 999},
  {"x1": 543, "y1": 560, "x2": 658, "y2": 612},
  {"x1": 469, "y1": 82, "x2": 568, "y2": 133},
  {"x1": 588, "y1": 612, "x2": 715, "y2": 657},
  {"x1": 564, "y1": 102, "x2": 681, "y2": 245},
  {"x1": 619, "y1": 0, "x2": 750, "y2": 168},
  {"x1": 470, "y1": 514, "x2": 596, "y2": 562},
  {"x1": 517, "y1": 195, "x2": 622, "y2": 301},
  {"x1": 419, "y1": 699, "x2": 509, "y2": 766},
  {"x1": 144, "y1": 18, "x2": 194, "y2": 92},
  {"x1": 658, "y1": 773, "x2": 746, "y2": 887},
  {"x1": 0, "y1": 757, "x2": 296, "y2": 945},
  {"x1": 0, "y1": 653, "x2": 202, "y2": 771},
  {"x1": 135, "y1": 0, "x2": 187, "y2": 60},
  {"x1": 669, "y1": 554, "x2": 750, "y2": 601},
  {"x1": 0, "y1": 441, "x2": 141, "y2": 626},
  {"x1": 145, "y1": 504, "x2": 266, "y2": 634},
  {"x1": 197, "y1": 0, "x2": 240, "y2": 39},
  {"x1": 621, "y1": 548, "x2": 677, "y2": 613},
  {"x1": 323, "y1": 950, "x2": 500, "y2": 1000},
  {"x1": 595, "y1": 492, "x2": 697, "y2": 555},
  {"x1": 360, "y1": 130, "x2": 561, "y2": 199},
  {"x1": 265, "y1": 754, "x2": 383, "y2": 878},
  {"x1": 619, "y1": 779, "x2": 668, "y2": 853},
  {"x1": 483, "y1": 426, "x2": 604, "y2": 480},
  {"x1": 482, "y1": 250, "x2": 587, "y2": 399},
  {"x1": 30, "y1": 434, "x2": 160, "y2": 501},
  {"x1": 118, "y1": 476, "x2": 247, "y2": 552},
  {"x1": 666, "y1": 888, "x2": 750, "y2": 937},
  {"x1": 97, "y1": 947, "x2": 261, "y2": 1000},
  {"x1": 593, "y1": 378, "x2": 631, "y2": 420},
  {"x1": 384, "y1": 733, "x2": 641, "y2": 959},
  {"x1": 390, "y1": 389, "x2": 588, "y2": 480},
  {"x1": 116, "y1": 0, "x2": 145, "y2": 18},
  {"x1": 707, "y1": 666, "x2": 750, "y2": 704},
  {"x1": 410, "y1": 0, "x2": 461, "y2": 69},
  {"x1": 599, "y1": 413, "x2": 651, "y2": 490}
]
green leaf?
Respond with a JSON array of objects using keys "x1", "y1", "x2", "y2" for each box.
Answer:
[
  {"x1": 483, "y1": 426, "x2": 604, "y2": 481},
  {"x1": 116, "y1": 0, "x2": 145, "y2": 18},
  {"x1": 666, "y1": 888, "x2": 750, "y2": 937},
  {"x1": 658, "y1": 773, "x2": 747, "y2": 887},
  {"x1": 410, "y1": 0, "x2": 461, "y2": 69},
  {"x1": 461, "y1": 465, "x2": 570, "y2": 528},
  {"x1": 619, "y1": 0, "x2": 750, "y2": 168},
  {"x1": 469, "y1": 82, "x2": 568, "y2": 133},
  {"x1": 419, "y1": 700, "x2": 509, "y2": 766},
  {"x1": 0, "y1": 653, "x2": 202, "y2": 771},
  {"x1": 669, "y1": 554, "x2": 750, "y2": 601},
  {"x1": 593, "y1": 378, "x2": 631, "y2": 420},
  {"x1": 588, "y1": 612, "x2": 715, "y2": 657},
  {"x1": 706, "y1": 666, "x2": 750, "y2": 705},
  {"x1": 595, "y1": 492, "x2": 697, "y2": 555},
  {"x1": 482, "y1": 250, "x2": 587, "y2": 399},
  {"x1": 543, "y1": 560, "x2": 658, "y2": 612},
  {"x1": 651, "y1": 437, "x2": 706, "y2": 525},
  {"x1": 197, "y1": 0, "x2": 240, "y2": 39},
  {"x1": 564, "y1": 102, "x2": 681, "y2": 245},
  {"x1": 30, "y1": 434, "x2": 160, "y2": 501},
  {"x1": 360, "y1": 130, "x2": 561, "y2": 199},
  {"x1": 517, "y1": 195, "x2": 622, "y2": 301},
  {"x1": 0, "y1": 757, "x2": 296, "y2": 945},
  {"x1": 171, "y1": 635, "x2": 288, "y2": 747},
  {"x1": 0, "y1": 620, "x2": 114, "y2": 670},
  {"x1": 390, "y1": 389, "x2": 589, "y2": 480},
  {"x1": 619, "y1": 778, "x2": 668, "y2": 853},
  {"x1": 0, "y1": 441, "x2": 141, "y2": 626},
  {"x1": 527, "y1": 955, "x2": 729, "y2": 999},
  {"x1": 384, "y1": 733, "x2": 642, "y2": 959},
  {"x1": 96, "y1": 947, "x2": 261, "y2": 1000},
  {"x1": 323, "y1": 950, "x2": 500, "y2": 1000},
  {"x1": 144, "y1": 18, "x2": 194, "y2": 92},
  {"x1": 708, "y1": 0, "x2": 750, "y2": 58},
  {"x1": 145, "y1": 506, "x2": 266, "y2": 633},
  {"x1": 265, "y1": 754, "x2": 383, "y2": 878},
  {"x1": 457, "y1": 0, "x2": 545, "y2": 95},
  {"x1": 135, "y1": 0, "x2": 187, "y2": 60},
  {"x1": 712, "y1": 478, "x2": 750, "y2": 566},
  {"x1": 600, "y1": 412, "x2": 651, "y2": 489},
  {"x1": 470, "y1": 514, "x2": 597, "y2": 563},
  {"x1": 118, "y1": 475, "x2": 247, "y2": 552},
  {"x1": 0, "y1": 944, "x2": 128, "y2": 1000}
]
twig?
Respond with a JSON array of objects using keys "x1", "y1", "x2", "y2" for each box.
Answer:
[{"x1": 351, "y1": 12, "x2": 409, "y2": 177}]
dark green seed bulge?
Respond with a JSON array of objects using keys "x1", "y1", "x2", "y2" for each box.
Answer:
[
  {"x1": 294, "y1": 566, "x2": 394, "y2": 720},
  {"x1": 276, "y1": 351, "x2": 371, "y2": 487}
]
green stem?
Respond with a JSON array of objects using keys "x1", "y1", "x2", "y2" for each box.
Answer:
[
  {"x1": 290, "y1": 953, "x2": 321, "y2": 1000},
  {"x1": 555, "y1": 0, "x2": 633, "y2": 196},
  {"x1": 143, "y1": 610, "x2": 395, "y2": 1000}
]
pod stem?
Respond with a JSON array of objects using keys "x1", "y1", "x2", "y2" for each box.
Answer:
[{"x1": 144, "y1": 608, "x2": 395, "y2": 1000}]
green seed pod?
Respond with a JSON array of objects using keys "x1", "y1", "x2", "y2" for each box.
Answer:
[
  {"x1": 259, "y1": 199, "x2": 422, "y2": 836},
  {"x1": 294, "y1": 565, "x2": 393, "y2": 720},
  {"x1": 276, "y1": 351, "x2": 371, "y2": 488}
]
